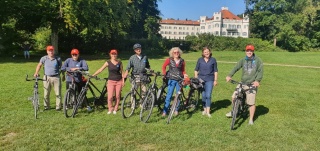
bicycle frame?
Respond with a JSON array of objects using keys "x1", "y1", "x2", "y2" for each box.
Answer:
[
  {"x1": 82, "y1": 76, "x2": 107, "y2": 108},
  {"x1": 26, "y1": 75, "x2": 44, "y2": 119}
]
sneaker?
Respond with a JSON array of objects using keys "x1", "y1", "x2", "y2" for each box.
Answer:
[
  {"x1": 43, "y1": 107, "x2": 50, "y2": 111},
  {"x1": 202, "y1": 111, "x2": 206, "y2": 116},
  {"x1": 226, "y1": 111, "x2": 232, "y2": 117},
  {"x1": 56, "y1": 108, "x2": 61, "y2": 111},
  {"x1": 249, "y1": 120, "x2": 254, "y2": 125},
  {"x1": 113, "y1": 111, "x2": 117, "y2": 114},
  {"x1": 87, "y1": 106, "x2": 92, "y2": 112},
  {"x1": 207, "y1": 114, "x2": 212, "y2": 118},
  {"x1": 107, "y1": 111, "x2": 112, "y2": 114}
]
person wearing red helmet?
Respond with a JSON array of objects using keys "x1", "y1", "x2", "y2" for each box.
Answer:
[
  {"x1": 225, "y1": 44, "x2": 264, "y2": 125},
  {"x1": 61, "y1": 48, "x2": 92, "y2": 111},
  {"x1": 92, "y1": 49, "x2": 124, "y2": 115},
  {"x1": 34, "y1": 45, "x2": 63, "y2": 111}
]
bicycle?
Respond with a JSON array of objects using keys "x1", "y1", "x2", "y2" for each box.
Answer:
[
  {"x1": 139, "y1": 71, "x2": 166, "y2": 123},
  {"x1": 71, "y1": 72, "x2": 107, "y2": 118},
  {"x1": 63, "y1": 71, "x2": 81, "y2": 118},
  {"x1": 166, "y1": 76, "x2": 201, "y2": 124},
  {"x1": 121, "y1": 73, "x2": 151, "y2": 118},
  {"x1": 26, "y1": 74, "x2": 44, "y2": 119},
  {"x1": 229, "y1": 79, "x2": 255, "y2": 130}
]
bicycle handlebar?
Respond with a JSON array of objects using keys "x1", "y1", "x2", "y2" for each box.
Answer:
[{"x1": 26, "y1": 74, "x2": 44, "y2": 81}]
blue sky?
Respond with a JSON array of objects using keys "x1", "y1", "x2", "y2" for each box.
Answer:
[{"x1": 158, "y1": 0, "x2": 246, "y2": 20}]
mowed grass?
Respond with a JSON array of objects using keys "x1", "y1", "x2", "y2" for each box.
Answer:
[{"x1": 0, "y1": 51, "x2": 319, "y2": 150}]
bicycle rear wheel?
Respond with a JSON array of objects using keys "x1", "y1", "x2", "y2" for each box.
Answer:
[
  {"x1": 121, "y1": 92, "x2": 136, "y2": 118},
  {"x1": 63, "y1": 89, "x2": 76, "y2": 118},
  {"x1": 167, "y1": 95, "x2": 179, "y2": 124},
  {"x1": 33, "y1": 91, "x2": 39, "y2": 119},
  {"x1": 140, "y1": 92, "x2": 155, "y2": 123},
  {"x1": 72, "y1": 89, "x2": 86, "y2": 118},
  {"x1": 186, "y1": 89, "x2": 199, "y2": 113},
  {"x1": 231, "y1": 99, "x2": 241, "y2": 130}
]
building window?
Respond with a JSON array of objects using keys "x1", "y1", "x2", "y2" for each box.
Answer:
[
  {"x1": 215, "y1": 23, "x2": 219, "y2": 27},
  {"x1": 237, "y1": 25, "x2": 241, "y2": 29},
  {"x1": 222, "y1": 31, "x2": 226, "y2": 35},
  {"x1": 186, "y1": 32, "x2": 189, "y2": 35},
  {"x1": 174, "y1": 27, "x2": 177, "y2": 29},
  {"x1": 174, "y1": 32, "x2": 176, "y2": 35},
  {"x1": 208, "y1": 25, "x2": 211, "y2": 29},
  {"x1": 243, "y1": 32, "x2": 247, "y2": 36},
  {"x1": 215, "y1": 31, "x2": 219, "y2": 35},
  {"x1": 169, "y1": 26, "x2": 172, "y2": 29},
  {"x1": 201, "y1": 26, "x2": 205, "y2": 29},
  {"x1": 201, "y1": 20, "x2": 204, "y2": 22},
  {"x1": 191, "y1": 32, "x2": 194, "y2": 35},
  {"x1": 169, "y1": 31, "x2": 171, "y2": 34},
  {"x1": 216, "y1": 17, "x2": 219, "y2": 20}
]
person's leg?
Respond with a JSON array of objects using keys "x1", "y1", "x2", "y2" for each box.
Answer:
[
  {"x1": 174, "y1": 81, "x2": 180, "y2": 115},
  {"x1": 163, "y1": 79, "x2": 176, "y2": 115},
  {"x1": 113, "y1": 80, "x2": 122, "y2": 112},
  {"x1": 24, "y1": 51, "x2": 27, "y2": 59},
  {"x1": 246, "y1": 86, "x2": 257, "y2": 124},
  {"x1": 43, "y1": 76, "x2": 51, "y2": 109},
  {"x1": 52, "y1": 76, "x2": 62, "y2": 110},
  {"x1": 26, "y1": 51, "x2": 30, "y2": 59},
  {"x1": 107, "y1": 80, "x2": 116, "y2": 113},
  {"x1": 204, "y1": 81, "x2": 213, "y2": 116},
  {"x1": 202, "y1": 90, "x2": 206, "y2": 115}
]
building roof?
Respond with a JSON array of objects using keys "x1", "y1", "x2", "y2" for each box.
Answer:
[
  {"x1": 221, "y1": 9, "x2": 241, "y2": 20},
  {"x1": 160, "y1": 19, "x2": 200, "y2": 25}
]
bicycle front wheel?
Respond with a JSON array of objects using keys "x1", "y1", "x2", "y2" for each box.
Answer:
[
  {"x1": 186, "y1": 89, "x2": 199, "y2": 113},
  {"x1": 231, "y1": 98, "x2": 241, "y2": 130},
  {"x1": 167, "y1": 95, "x2": 179, "y2": 124},
  {"x1": 72, "y1": 89, "x2": 86, "y2": 118},
  {"x1": 140, "y1": 92, "x2": 155, "y2": 123},
  {"x1": 121, "y1": 92, "x2": 136, "y2": 118},
  {"x1": 156, "y1": 87, "x2": 166, "y2": 111},
  {"x1": 33, "y1": 91, "x2": 39, "y2": 119},
  {"x1": 63, "y1": 89, "x2": 76, "y2": 118}
]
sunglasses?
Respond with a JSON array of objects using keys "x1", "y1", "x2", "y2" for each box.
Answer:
[
  {"x1": 111, "y1": 53, "x2": 117, "y2": 55},
  {"x1": 71, "y1": 54, "x2": 78, "y2": 56},
  {"x1": 173, "y1": 51, "x2": 180, "y2": 54}
]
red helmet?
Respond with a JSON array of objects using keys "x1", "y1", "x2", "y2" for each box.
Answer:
[{"x1": 245, "y1": 44, "x2": 255, "y2": 51}]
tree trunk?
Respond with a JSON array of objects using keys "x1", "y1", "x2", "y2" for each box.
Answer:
[
  {"x1": 274, "y1": 37, "x2": 277, "y2": 46},
  {"x1": 51, "y1": 29, "x2": 59, "y2": 55}
]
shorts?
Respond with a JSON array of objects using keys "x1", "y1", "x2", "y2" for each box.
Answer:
[{"x1": 231, "y1": 84, "x2": 258, "y2": 105}]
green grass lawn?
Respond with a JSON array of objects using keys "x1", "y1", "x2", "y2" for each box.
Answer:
[{"x1": 1, "y1": 51, "x2": 319, "y2": 150}]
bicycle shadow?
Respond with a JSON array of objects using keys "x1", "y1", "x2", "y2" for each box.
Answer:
[{"x1": 233, "y1": 105, "x2": 269, "y2": 130}]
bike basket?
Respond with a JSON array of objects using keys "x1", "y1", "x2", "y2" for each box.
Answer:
[{"x1": 190, "y1": 78, "x2": 203, "y2": 89}]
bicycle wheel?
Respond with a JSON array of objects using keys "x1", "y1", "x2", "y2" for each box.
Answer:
[
  {"x1": 72, "y1": 89, "x2": 86, "y2": 118},
  {"x1": 63, "y1": 89, "x2": 76, "y2": 118},
  {"x1": 231, "y1": 98, "x2": 241, "y2": 130},
  {"x1": 156, "y1": 87, "x2": 166, "y2": 111},
  {"x1": 186, "y1": 89, "x2": 199, "y2": 113},
  {"x1": 140, "y1": 92, "x2": 155, "y2": 123},
  {"x1": 33, "y1": 91, "x2": 39, "y2": 119},
  {"x1": 121, "y1": 92, "x2": 136, "y2": 118},
  {"x1": 167, "y1": 95, "x2": 179, "y2": 124}
]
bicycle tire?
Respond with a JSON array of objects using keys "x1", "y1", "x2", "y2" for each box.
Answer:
[
  {"x1": 186, "y1": 89, "x2": 199, "y2": 113},
  {"x1": 121, "y1": 92, "x2": 136, "y2": 118},
  {"x1": 72, "y1": 89, "x2": 86, "y2": 118},
  {"x1": 167, "y1": 95, "x2": 179, "y2": 124},
  {"x1": 63, "y1": 89, "x2": 76, "y2": 118},
  {"x1": 156, "y1": 87, "x2": 166, "y2": 111},
  {"x1": 231, "y1": 98, "x2": 241, "y2": 130},
  {"x1": 140, "y1": 92, "x2": 155, "y2": 123},
  {"x1": 33, "y1": 91, "x2": 39, "y2": 119}
]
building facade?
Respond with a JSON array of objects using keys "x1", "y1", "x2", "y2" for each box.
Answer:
[{"x1": 159, "y1": 7, "x2": 249, "y2": 39}]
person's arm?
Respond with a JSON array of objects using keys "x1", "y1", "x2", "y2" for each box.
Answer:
[
  {"x1": 34, "y1": 62, "x2": 42, "y2": 77},
  {"x1": 213, "y1": 58, "x2": 218, "y2": 86},
  {"x1": 162, "y1": 58, "x2": 170, "y2": 75},
  {"x1": 123, "y1": 57, "x2": 132, "y2": 78},
  {"x1": 80, "y1": 59, "x2": 89, "y2": 71},
  {"x1": 120, "y1": 62, "x2": 125, "y2": 86},
  {"x1": 194, "y1": 59, "x2": 200, "y2": 78},
  {"x1": 92, "y1": 61, "x2": 108, "y2": 76},
  {"x1": 145, "y1": 56, "x2": 150, "y2": 69},
  {"x1": 226, "y1": 59, "x2": 243, "y2": 82},
  {"x1": 253, "y1": 59, "x2": 263, "y2": 87},
  {"x1": 182, "y1": 61, "x2": 187, "y2": 77}
]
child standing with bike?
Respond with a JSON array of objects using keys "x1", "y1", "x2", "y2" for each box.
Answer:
[
  {"x1": 61, "y1": 48, "x2": 92, "y2": 111},
  {"x1": 92, "y1": 49, "x2": 124, "y2": 115}
]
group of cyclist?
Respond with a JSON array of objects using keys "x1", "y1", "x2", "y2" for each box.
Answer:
[{"x1": 33, "y1": 43, "x2": 263, "y2": 125}]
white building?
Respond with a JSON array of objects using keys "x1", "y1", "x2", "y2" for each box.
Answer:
[{"x1": 159, "y1": 7, "x2": 249, "y2": 39}]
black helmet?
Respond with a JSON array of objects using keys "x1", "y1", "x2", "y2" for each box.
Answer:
[{"x1": 133, "y1": 43, "x2": 141, "y2": 50}]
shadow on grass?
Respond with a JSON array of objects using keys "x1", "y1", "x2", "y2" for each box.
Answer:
[
  {"x1": 210, "y1": 99, "x2": 232, "y2": 114},
  {"x1": 232, "y1": 105, "x2": 269, "y2": 130}
]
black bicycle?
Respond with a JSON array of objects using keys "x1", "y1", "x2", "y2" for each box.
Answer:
[
  {"x1": 229, "y1": 80, "x2": 255, "y2": 130},
  {"x1": 139, "y1": 71, "x2": 166, "y2": 123},
  {"x1": 166, "y1": 77, "x2": 201, "y2": 124},
  {"x1": 121, "y1": 73, "x2": 151, "y2": 118},
  {"x1": 63, "y1": 71, "x2": 80, "y2": 118},
  {"x1": 26, "y1": 75, "x2": 44, "y2": 119},
  {"x1": 71, "y1": 72, "x2": 107, "y2": 118}
]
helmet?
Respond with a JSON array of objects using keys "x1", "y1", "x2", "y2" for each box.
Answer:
[
  {"x1": 245, "y1": 44, "x2": 255, "y2": 51},
  {"x1": 71, "y1": 49, "x2": 79, "y2": 55},
  {"x1": 133, "y1": 43, "x2": 141, "y2": 50}
]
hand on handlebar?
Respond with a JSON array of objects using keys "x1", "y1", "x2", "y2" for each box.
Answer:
[{"x1": 226, "y1": 76, "x2": 232, "y2": 82}]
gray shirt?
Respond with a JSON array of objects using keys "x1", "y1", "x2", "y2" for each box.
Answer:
[{"x1": 40, "y1": 55, "x2": 62, "y2": 76}]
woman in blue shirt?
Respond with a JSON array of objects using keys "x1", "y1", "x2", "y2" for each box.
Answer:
[{"x1": 194, "y1": 47, "x2": 218, "y2": 118}]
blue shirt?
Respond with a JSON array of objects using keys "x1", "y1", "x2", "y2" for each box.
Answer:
[
  {"x1": 61, "y1": 58, "x2": 88, "y2": 82},
  {"x1": 194, "y1": 57, "x2": 218, "y2": 82},
  {"x1": 40, "y1": 55, "x2": 62, "y2": 76}
]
